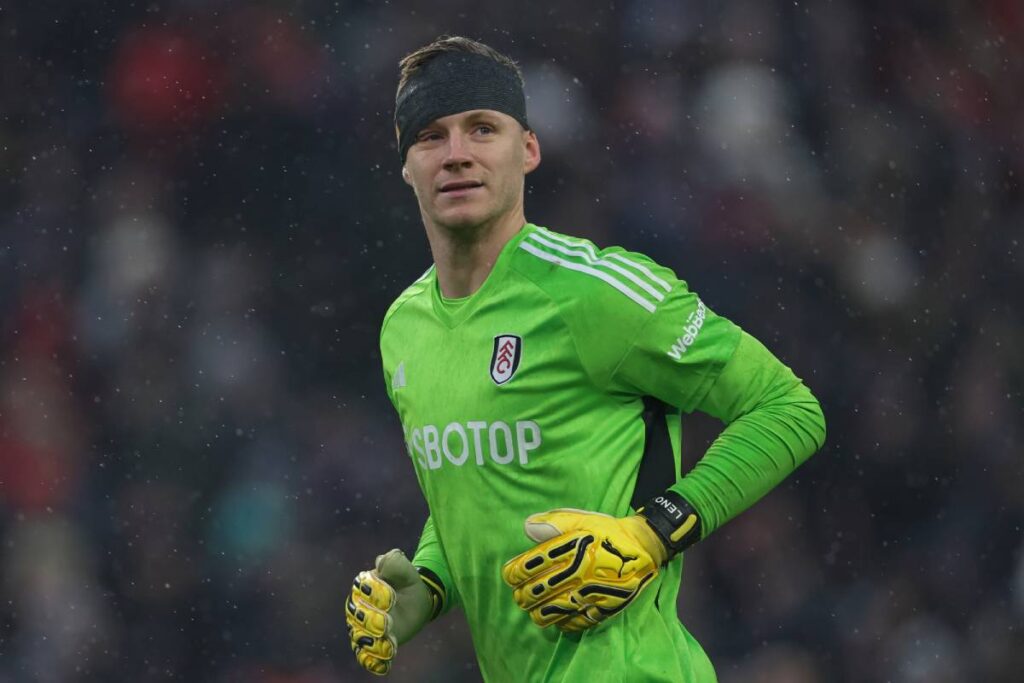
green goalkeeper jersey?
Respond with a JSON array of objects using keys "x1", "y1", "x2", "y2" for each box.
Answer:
[{"x1": 379, "y1": 223, "x2": 825, "y2": 682}]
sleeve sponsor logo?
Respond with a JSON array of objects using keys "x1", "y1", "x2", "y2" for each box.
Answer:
[
  {"x1": 666, "y1": 299, "x2": 706, "y2": 360},
  {"x1": 406, "y1": 420, "x2": 542, "y2": 470}
]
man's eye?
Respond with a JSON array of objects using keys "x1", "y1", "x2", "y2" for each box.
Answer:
[
  {"x1": 475, "y1": 125, "x2": 494, "y2": 135},
  {"x1": 417, "y1": 132, "x2": 442, "y2": 142}
]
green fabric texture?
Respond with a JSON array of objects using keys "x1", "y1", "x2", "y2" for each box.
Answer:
[{"x1": 378, "y1": 224, "x2": 825, "y2": 682}]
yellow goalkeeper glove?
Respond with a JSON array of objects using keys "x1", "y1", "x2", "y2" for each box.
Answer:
[
  {"x1": 501, "y1": 509, "x2": 667, "y2": 632},
  {"x1": 502, "y1": 494, "x2": 702, "y2": 633},
  {"x1": 345, "y1": 549, "x2": 443, "y2": 676}
]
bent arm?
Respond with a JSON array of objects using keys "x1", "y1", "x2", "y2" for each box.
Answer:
[{"x1": 671, "y1": 331, "x2": 826, "y2": 538}]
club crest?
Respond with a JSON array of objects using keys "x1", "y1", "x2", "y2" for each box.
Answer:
[{"x1": 490, "y1": 334, "x2": 522, "y2": 385}]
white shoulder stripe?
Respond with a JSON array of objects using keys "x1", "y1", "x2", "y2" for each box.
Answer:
[
  {"x1": 526, "y1": 232, "x2": 665, "y2": 302},
  {"x1": 414, "y1": 265, "x2": 434, "y2": 283},
  {"x1": 519, "y1": 241, "x2": 657, "y2": 313},
  {"x1": 535, "y1": 227, "x2": 672, "y2": 293},
  {"x1": 606, "y1": 253, "x2": 671, "y2": 292},
  {"x1": 535, "y1": 226, "x2": 602, "y2": 259}
]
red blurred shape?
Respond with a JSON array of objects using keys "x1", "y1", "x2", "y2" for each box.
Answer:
[
  {"x1": 230, "y1": 7, "x2": 327, "y2": 109},
  {"x1": 0, "y1": 437, "x2": 69, "y2": 511},
  {"x1": 108, "y1": 26, "x2": 223, "y2": 132}
]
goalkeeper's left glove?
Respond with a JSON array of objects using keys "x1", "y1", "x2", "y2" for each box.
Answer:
[
  {"x1": 501, "y1": 492, "x2": 701, "y2": 633},
  {"x1": 345, "y1": 549, "x2": 442, "y2": 675}
]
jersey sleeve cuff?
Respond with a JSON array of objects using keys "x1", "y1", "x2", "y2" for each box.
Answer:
[{"x1": 412, "y1": 560, "x2": 457, "y2": 618}]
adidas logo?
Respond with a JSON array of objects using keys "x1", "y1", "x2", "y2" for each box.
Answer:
[{"x1": 392, "y1": 361, "x2": 407, "y2": 391}]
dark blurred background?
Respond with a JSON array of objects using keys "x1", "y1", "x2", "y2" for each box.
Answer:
[{"x1": 1, "y1": 1, "x2": 1021, "y2": 681}]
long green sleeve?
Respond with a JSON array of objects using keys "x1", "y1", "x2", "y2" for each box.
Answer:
[
  {"x1": 671, "y1": 331, "x2": 826, "y2": 538},
  {"x1": 411, "y1": 515, "x2": 461, "y2": 615}
]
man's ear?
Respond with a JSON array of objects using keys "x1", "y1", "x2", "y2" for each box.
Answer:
[
  {"x1": 523, "y1": 130, "x2": 541, "y2": 175},
  {"x1": 401, "y1": 166, "x2": 412, "y2": 185}
]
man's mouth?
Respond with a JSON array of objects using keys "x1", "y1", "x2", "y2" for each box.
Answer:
[{"x1": 440, "y1": 180, "x2": 484, "y2": 193}]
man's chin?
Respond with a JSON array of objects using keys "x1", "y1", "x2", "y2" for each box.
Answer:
[{"x1": 433, "y1": 208, "x2": 492, "y2": 233}]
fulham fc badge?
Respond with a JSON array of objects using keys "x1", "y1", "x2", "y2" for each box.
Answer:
[{"x1": 490, "y1": 334, "x2": 522, "y2": 385}]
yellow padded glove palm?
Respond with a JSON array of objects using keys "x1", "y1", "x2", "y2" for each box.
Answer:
[
  {"x1": 501, "y1": 508, "x2": 668, "y2": 633},
  {"x1": 345, "y1": 549, "x2": 435, "y2": 676}
]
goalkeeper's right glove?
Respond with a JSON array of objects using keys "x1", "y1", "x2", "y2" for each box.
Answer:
[
  {"x1": 345, "y1": 549, "x2": 444, "y2": 676},
  {"x1": 501, "y1": 508, "x2": 666, "y2": 632}
]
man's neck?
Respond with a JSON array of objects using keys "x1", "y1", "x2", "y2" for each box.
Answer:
[{"x1": 426, "y1": 210, "x2": 526, "y2": 299}]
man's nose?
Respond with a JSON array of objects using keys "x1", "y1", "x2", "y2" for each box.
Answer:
[{"x1": 443, "y1": 132, "x2": 472, "y2": 169}]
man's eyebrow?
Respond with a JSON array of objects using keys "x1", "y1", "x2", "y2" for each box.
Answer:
[
  {"x1": 416, "y1": 122, "x2": 443, "y2": 135},
  {"x1": 465, "y1": 112, "x2": 501, "y2": 125},
  {"x1": 415, "y1": 113, "x2": 500, "y2": 136}
]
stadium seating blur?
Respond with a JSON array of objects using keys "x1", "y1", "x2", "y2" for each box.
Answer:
[{"x1": 1, "y1": 2, "x2": 1021, "y2": 681}]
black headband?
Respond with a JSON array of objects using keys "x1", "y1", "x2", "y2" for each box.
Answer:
[{"x1": 395, "y1": 52, "x2": 529, "y2": 161}]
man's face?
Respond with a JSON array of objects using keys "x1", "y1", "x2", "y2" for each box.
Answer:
[{"x1": 401, "y1": 109, "x2": 540, "y2": 233}]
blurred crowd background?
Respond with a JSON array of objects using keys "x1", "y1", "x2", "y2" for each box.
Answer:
[{"x1": 1, "y1": 1, "x2": 1021, "y2": 681}]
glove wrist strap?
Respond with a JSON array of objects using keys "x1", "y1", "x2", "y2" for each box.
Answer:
[
  {"x1": 416, "y1": 566, "x2": 446, "y2": 621},
  {"x1": 638, "y1": 490, "x2": 702, "y2": 557}
]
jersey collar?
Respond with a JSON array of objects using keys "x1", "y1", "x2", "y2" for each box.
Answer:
[{"x1": 430, "y1": 223, "x2": 535, "y2": 329}]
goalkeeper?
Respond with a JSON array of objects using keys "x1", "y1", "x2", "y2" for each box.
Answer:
[{"x1": 345, "y1": 35, "x2": 826, "y2": 682}]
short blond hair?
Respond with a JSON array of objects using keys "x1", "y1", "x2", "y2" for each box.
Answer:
[{"x1": 396, "y1": 35, "x2": 524, "y2": 103}]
